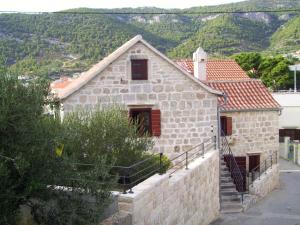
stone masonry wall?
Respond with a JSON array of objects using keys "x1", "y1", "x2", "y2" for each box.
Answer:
[
  {"x1": 222, "y1": 111, "x2": 279, "y2": 161},
  {"x1": 249, "y1": 164, "x2": 279, "y2": 200},
  {"x1": 118, "y1": 150, "x2": 220, "y2": 225},
  {"x1": 62, "y1": 42, "x2": 218, "y2": 156}
]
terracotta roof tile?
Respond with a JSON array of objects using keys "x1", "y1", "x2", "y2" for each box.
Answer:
[
  {"x1": 175, "y1": 59, "x2": 250, "y2": 81},
  {"x1": 51, "y1": 76, "x2": 74, "y2": 89},
  {"x1": 206, "y1": 80, "x2": 281, "y2": 111}
]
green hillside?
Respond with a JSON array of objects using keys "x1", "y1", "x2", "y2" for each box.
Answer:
[
  {"x1": 0, "y1": 0, "x2": 299, "y2": 78},
  {"x1": 270, "y1": 15, "x2": 300, "y2": 53},
  {"x1": 167, "y1": 14, "x2": 278, "y2": 58}
]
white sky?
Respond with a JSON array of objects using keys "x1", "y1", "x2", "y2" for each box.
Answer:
[{"x1": 0, "y1": 0, "x2": 245, "y2": 12}]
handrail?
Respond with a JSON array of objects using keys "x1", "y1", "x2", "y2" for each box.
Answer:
[
  {"x1": 220, "y1": 134, "x2": 245, "y2": 193},
  {"x1": 249, "y1": 151, "x2": 277, "y2": 186},
  {"x1": 60, "y1": 136, "x2": 217, "y2": 194},
  {"x1": 168, "y1": 136, "x2": 217, "y2": 177}
]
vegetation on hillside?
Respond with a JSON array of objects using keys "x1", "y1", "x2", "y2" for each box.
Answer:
[
  {"x1": 167, "y1": 14, "x2": 278, "y2": 58},
  {"x1": 270, "y1": 15, "x2": 300, "y2": 53},
  {"x1": 0, "y1": 0, "x2": 299, "y2": 86}
]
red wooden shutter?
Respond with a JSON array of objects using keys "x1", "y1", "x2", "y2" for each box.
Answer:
[
  {"x1": 226, "y1": 117, "x2": 232, "y2": 136},
  {"x1": 151, "y1": 109, "x2": 161, "y2": 137}
]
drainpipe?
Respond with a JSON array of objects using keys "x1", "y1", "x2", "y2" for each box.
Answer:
[
  {"x1": 217, "y1": 92, "x2": 228, "y2": 209},
  {"x1": 294, "y1": 67, "x2": 297, "y2": 93},
  {"x1": 217, "y1": 93, "x2": 228, "y2": 149}
]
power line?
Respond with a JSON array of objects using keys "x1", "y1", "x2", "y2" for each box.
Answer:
[{"x1": 0, "y1": 8, "x2": 300, "y2": 15}]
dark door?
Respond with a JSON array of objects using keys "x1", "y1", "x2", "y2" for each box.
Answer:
[{"x1": 249, "y1": 154, "x2": 260, "y2": 172}]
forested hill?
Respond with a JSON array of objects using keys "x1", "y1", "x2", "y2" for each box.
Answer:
[{"x1": 0, "y1": 0, "x2": 299, "y2": 78}]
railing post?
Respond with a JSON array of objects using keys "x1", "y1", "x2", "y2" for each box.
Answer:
[
  {"x1": 270, "y1": 155, "x2": 273, "y2": 169},
  {"x1": 128, "y1": 167, "x2": 133, "y2": 194},
  {"x1": 214, "y1": 135, "x2": 217, "y2": 150},
  {"x1": 159, "y1": 152, "x2": 163, "y2": 175},
  {"x1": 265, "y1": 160, "x2": 267, "y2": 174},
  {"x1": 122, "y1": 173, "x2": 127, "y2": 194},
  {"x1": 202, "y1": 143, "x2": 205, "y2": 158},
  {"x1": 185, "y1": 152, "x2": 188, "y2": 170}
]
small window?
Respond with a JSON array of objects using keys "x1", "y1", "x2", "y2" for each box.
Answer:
[
  {"x1": 131, "y1": 59, "x2": 148, "y2": 80},
  {"x1": 221, "y1": 116, "x2": 232, "y2": 136},
  {"x1": 130, "y1": 108, "x2": 152, "y2": 135}
]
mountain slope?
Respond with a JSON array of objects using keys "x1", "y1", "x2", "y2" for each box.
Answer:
[
  {"x1": 167, "y1": 14, "x2": 279, "y2": 58},
  {"x1": 0, "y1": 0, "x2": 299, "y2": 78},
  {"x1": 270, "y1": 15, "x2": 300, "y2": 53}
]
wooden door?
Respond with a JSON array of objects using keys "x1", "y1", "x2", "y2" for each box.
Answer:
[{"x1": 249, "y1": 154, "x2": 260, "y2": 172}]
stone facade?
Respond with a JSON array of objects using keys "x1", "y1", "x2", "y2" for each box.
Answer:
[
  {"x1": 222, "y1": 110, "x2": 279, "y2": 161},
  {"x1": 118, "y1": 150, "x2": 220, "y2": 225},
  {"x1": 61, "y1": 42, "x2": 219, "y2": 156}
]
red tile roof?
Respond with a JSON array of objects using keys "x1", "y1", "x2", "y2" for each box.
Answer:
[
  {"x1": 51, "y1": 76, "x2": 74, "y2": 89},
  {"x1": 175, "y1": 59, "x2": 250, "y2": 81},
  {"x1": 207, "y1": 80, "x2": 281, "y2": 111}
]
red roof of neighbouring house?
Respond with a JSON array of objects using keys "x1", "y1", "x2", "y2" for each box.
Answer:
[
  {"x1": 176, "y1": 59, "x2": 280, "y2": 111},
  {"x1": 51, "y1": 76, "x2": 74, "y2": 89},
  {"x1": 175, "y1": 59, "x2": 250, "y2": 81},
  {"x1": 207, "y1": 80, "x2": 281, "y2": 111}
]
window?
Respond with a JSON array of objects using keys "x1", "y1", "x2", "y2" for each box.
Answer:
[
  {"x1": 129, "y1": 108, "x2": 161, "y2": 137},
  {"x1": 221, "y1": 116, "x2": 232, "y2": 136},
  {"x1": 131, "y1": 59, "x2": 148, "y2": 80},
  {"x1": 130, "y1": 108, "x2": 151, "y2": 135}
]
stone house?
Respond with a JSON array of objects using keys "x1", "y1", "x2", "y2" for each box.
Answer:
[
  {"x1": 52, "y1": 35, "x2": 223, "y2": 157},
  {"x1": 176, "y1": 48, "x2": 281, "y2": 173}
]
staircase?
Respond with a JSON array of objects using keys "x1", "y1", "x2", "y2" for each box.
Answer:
[
  {"x1": 220, "y1": 157, "x2": 243, "y2": 213},
  {"x1": 220, "y1": 135, "x2": 245, "y2": 213}
]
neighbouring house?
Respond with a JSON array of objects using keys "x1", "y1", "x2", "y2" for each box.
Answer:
[
  {"x1": 52, "y1": 35, "x2": 223, "y2": 157},
  {"x1": 175, "y1": 48, "x2": 281, "y2": 175},
  {"x1": 272, "y1": 63, "x2": 300, "y2": 142}
]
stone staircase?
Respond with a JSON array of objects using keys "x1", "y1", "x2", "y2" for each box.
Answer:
[{"x1": 220, "y1": 158, "x2": 243, "y2": 213}]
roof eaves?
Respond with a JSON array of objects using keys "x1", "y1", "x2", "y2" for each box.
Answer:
[{"x1": 220, "y1": 107, "x2": 281, "y2": 113}]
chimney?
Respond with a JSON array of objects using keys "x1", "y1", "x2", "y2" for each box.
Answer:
[{"x1": 193, "y1": 47, "x2": 207, "y2": 80}]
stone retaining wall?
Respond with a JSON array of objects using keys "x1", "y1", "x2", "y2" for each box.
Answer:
[
  {"x1": 118, "y1": 150, "x2": 220, "y2": 225},
  {"x1": 249, "y1": 164, "x2": 279, "y2": 200}
]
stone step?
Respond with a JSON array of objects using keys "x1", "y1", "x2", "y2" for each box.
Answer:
[
  {"x1": 221, "y1": 177, "x2": 233, "y2": 183},
  {"x1": 221, "y1": 183, "x2": 236, "y2": 189},
  {"x1": 221, "y1": 205, "x2": 243, "y2": 213},
  {"x1": 221, "y1": 202, "x2": 243, "y2": 208},
  {"x1": 220, "y1": 189, "x2": 239, "y2": 196},
  {"x1": 221, "y1": 195, "x2": 241, "y2": 202},
  {"x1": 221, "y1": 173, "x2": 231, "y2": 178}
]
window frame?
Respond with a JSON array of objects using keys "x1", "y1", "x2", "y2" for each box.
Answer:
[
  {"x1": 221, "y1": 116, "x2": 232, "y2": 136},
  {"x1": 129, "y1": 108, "x2": 152, "y2": 136},
  {"x1": 131, "y1": 59, "x2": 148, "y2": 80}
]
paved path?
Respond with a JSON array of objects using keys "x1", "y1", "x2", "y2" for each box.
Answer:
[
  {"x1": 279, "y1": 158, "x2": 300, "y2": 171},
  {"x1": 211, "y1": 160, "x2": 300, "y2": 225}
]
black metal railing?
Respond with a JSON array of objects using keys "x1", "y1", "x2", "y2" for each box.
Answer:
[
  {"x1": 248, "y1": 151, "x2": 278, "y2": 187},
  {"x1": 220, "y1": 135, "x2": 245, "y2": 193},
  {"x1": 60, "y1": 136, "x2": 217, "y2": 195},
  {"x1": 111, "y1": 152, "x2": 166, "y2": 194},
  {"x1": 168, "y1": 136, "x2": 217, "y2": 177}
]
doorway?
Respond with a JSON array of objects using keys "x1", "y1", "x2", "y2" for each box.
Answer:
[{"x1": 249, "y1": 154, "x2": 260, "y2": 172}]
